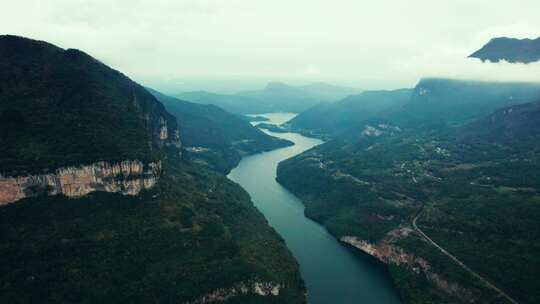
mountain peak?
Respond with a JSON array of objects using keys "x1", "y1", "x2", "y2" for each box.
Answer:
[
  {"x1": 469, "y1": 36, "x2": 540, "y2": 63},
  {"x1": 264, "y1": 81, "x2": 295, "y2": 91}
]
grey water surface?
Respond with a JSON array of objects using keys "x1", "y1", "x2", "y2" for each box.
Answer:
[{"x1": 228, "y1": 113, "x2": 400, "y2": 304}]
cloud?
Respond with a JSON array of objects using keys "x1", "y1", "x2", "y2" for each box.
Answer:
[{"x1": 1, "y1": 0, "x2": 539, "y2": 92}]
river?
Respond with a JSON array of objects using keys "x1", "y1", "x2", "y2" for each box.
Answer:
[{"x1": 227, "y1": 113, "x2": 401, "y2": 304}]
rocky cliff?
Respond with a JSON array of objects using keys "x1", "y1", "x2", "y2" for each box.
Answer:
[
  {"x1": 0, "y1": 160, "x2": 161, "y2": 205},
  {"x1": 0, "y1": 35, "x2": 182, "y2": 203},
  {"x1": 186, "y1": 281, "x2": 282, "y2": 304},
  {"x1": 341, "y1": 229, "x2": 474, "y2": 302}
]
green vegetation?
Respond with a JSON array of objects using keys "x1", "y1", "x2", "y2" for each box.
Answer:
[
  {"x1": 287, "y1": 79, "x2": 540, "y2": 139},
  {"x1": 0, "y1": 36, "x2": 306, "y2": 303},
  {"x1": 287, "y1": 89, "x2": 412, "y2": 138},
  {"x1": 393, "y1": 79, "x2": 540, "y2": 126},
  {"x1": 149, "y1": 88, "x2": 293, "y2": 173},
  {"x1": 0, "y1": 35, "x2": 178, "y2": 174},
  {"x1": 0, "y1": 158, "x2": 305, "y2": 303},
  {"x1": 278, "y1": 100, "x2": 540, "y2": 303}
]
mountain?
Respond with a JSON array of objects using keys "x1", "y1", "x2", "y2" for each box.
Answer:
[
  {"x1": 148, "y1": 88, "x2": 293, "y2": 173},
  {"x1": 236, "y1": 82, "x2": 327, "y2": 113},
  {"x1": 0, "y1": 35, "x2": 306, "y2": 303},
  {"x1": 464, "y1": 100, "x2": 540, "y2": 146},
  {"x1": 174, "y1": 90, "x2": 261, "y2": 114},
  {"x1": 286, "y1": 88, "x2": 412, "y2": 138},
  {"x1": 0, "y1": 35, "x2": 179, "y2": 175},
  {"x1": 277, "y1": 99, "x2": 540, "y2": 303},
  {"x1": 177, "y1": 81, "x2": 358, "y2": 114},
  {"x1": 469, "y1": 37, "x2": 540, "y2": 63},
  {"x1": 299, "y1": 82, "x2": 359, "y2": 101},
  {"x1": 387, "y1": 78, "x2": 540, "y2": 128},
  {"x1": 287, "y1": 79, "x2": 540, "y2": 140}
]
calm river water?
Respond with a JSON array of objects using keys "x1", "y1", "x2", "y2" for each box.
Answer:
[{"x1": 228, "y1": 113, "x2": 400, "y2": 304}]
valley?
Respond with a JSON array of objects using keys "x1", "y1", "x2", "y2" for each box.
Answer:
[
  {"x1": 0, "y1": 36, "x2": 307, "y2": 303},
  {"x1": 1, "y1": 23, "x2": 539, "y2": 304},
  {"x1": 228, "y1": 113, "x2": 401, "y2": 304},
  {"x1": 277, "y1": 103, "x2": 540, "y2": 303}
]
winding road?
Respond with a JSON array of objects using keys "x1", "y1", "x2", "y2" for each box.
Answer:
[{"x1": 412, "y1": 210, "x2": 520, "y2": 304}]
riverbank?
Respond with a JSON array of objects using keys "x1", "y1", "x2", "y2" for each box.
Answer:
[{"x1": 228, "y1": 113, "x2": 400, "y2": 304}]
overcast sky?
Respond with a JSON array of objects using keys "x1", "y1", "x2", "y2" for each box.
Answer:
[{"x1": 2, "y1": 0, "x2": 540, "y2": 93}]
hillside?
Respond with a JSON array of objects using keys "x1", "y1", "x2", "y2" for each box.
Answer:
[
  {"x1": 0, "y1": 36, "x2": 306, "y2": 303},
  {"x1": 393, "y1": 79, "x2": 540, "y2": 126},
  {"x1": 287, "y1": 79, "x2": 540, "y2": 140},
  {"x1": 174, "y1": 90, "x2": 261, "y2": 114},
  {"x1": 149, "y1": 89, "x2": 293, "y2": 173},
  {"x1": 469, "y1": 37, "x2": 540, "y2": 63},
  {"x1": 277, "y1": 100, "x2": 540, "y2": 303},
  {"x1": 464, "y1": 100, "x2": 540, "y2": 146},
  {"x1": 0, "y1": 35, "x2": 179, "y2": 175},
  {"x1": 177, "y1": 82, "x2": 356, "y2": 114},
  {"x1": 286, "y1": 88, "x2": 412, "y2": 138},
  {"x1": 236, "y1": 82, "x2": 326, "y2": 113}
]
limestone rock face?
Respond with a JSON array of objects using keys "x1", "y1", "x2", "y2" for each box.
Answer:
[
  {"x1": 341, "y1": 233, "x2": 472, "y2": 300},
  {"x1": 186, "y1": 281, "x2": 282, "y2": 304},
  {"x1": 0, "y1": 160, "x2": 161, "y2": 205}
]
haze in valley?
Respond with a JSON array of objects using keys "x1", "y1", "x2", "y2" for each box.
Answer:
[{"x1": 2, "y1": 0, "x2": 539, "y2": 93}]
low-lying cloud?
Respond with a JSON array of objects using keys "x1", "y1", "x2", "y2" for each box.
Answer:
[{"x1": 1, "y1": 0, "x2": 539, "y2": 92}]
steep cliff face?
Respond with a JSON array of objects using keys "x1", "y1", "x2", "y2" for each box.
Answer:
[
  {"x1": 148, "y1": 88, "x2": 293, "y2": 174},
  {"x1": 186, "y1": 281, "x2": 282, "y2": 304},
  {"x1": 0, "y1": 35, "x2": 308, "y2": 303},
  {"x1": 0, "y1": 35, "x2": 181, "y2": 202},
  {"x1": 0, "y1": 160, "x2": 161, "y2": 205},
  {"x1": 341, "y1": 230, "x2": 473, "y2": 301}
]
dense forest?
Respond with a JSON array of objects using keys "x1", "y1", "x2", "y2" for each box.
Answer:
[
  {"x1": 278, "y1": 87, "x2": 540, "y2": 303},
  {"x1": 0, "y1": 35, "x2": 306, "y2": 303}
]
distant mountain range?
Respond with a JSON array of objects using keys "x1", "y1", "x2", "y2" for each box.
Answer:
[
  {"x1": 176, "y1": 81, "x2": 359, "y2": 114},
  {"x1": 469, "y1": 37, "x2": 540, "y2": 63},
  {"x1": 286, "y1": 78, "x2": 540, "y2": 138},
  {"x1": 393, "y1": 78, "x2": 540, "y2": 125},
  {"x1": 278, "y1": 78, "x2": 540, "y2": 303},
  {"x1": 285, "y1": 88, "x2": 412, "y2": 138}
]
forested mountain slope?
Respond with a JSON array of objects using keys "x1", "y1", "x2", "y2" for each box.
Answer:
[
  {"x1": 278, "y1": 96, "x2": 540, "y2": 303},
  {"x1": 0, "y1": 35, "x2": 306, "y2": 303},
  {"x1": 149, "y1": 88, "x2": 292, "y2": 173}
]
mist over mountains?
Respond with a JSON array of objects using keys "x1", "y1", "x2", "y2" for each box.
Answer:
[
  {"x1": 469, "y1": 37, "x2": 540, "y2": 64},
  {"x1": 2, "y1": 1, "x2": 540, "y2": 301},
  {"x1": 175, "y1": 81, "x2": 359, "y2": 114}
]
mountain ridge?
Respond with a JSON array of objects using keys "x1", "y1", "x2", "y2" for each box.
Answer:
[
  {"x1": 149, "y1": 88, "x2": 293, "y2": 173},
  {"x1": 469, "y1": 36, "x2": 540, "y2": 63},
  {"x1": 0, "y1": 35, "x2": 307, "y2": 303},
  {"x1": 0, "y1": 35, "x2": 180, "y2": 174}
]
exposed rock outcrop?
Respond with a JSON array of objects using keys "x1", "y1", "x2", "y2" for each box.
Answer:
[
  {"x1": 0, "y1": 160, "x2": 161, "y2": 205},
  {"x1": 186, "y1": 281, "x2": 282, "y2": 304},
  {"x1": 341, "y1": 230, "x2": 472, "y2": 300}
]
